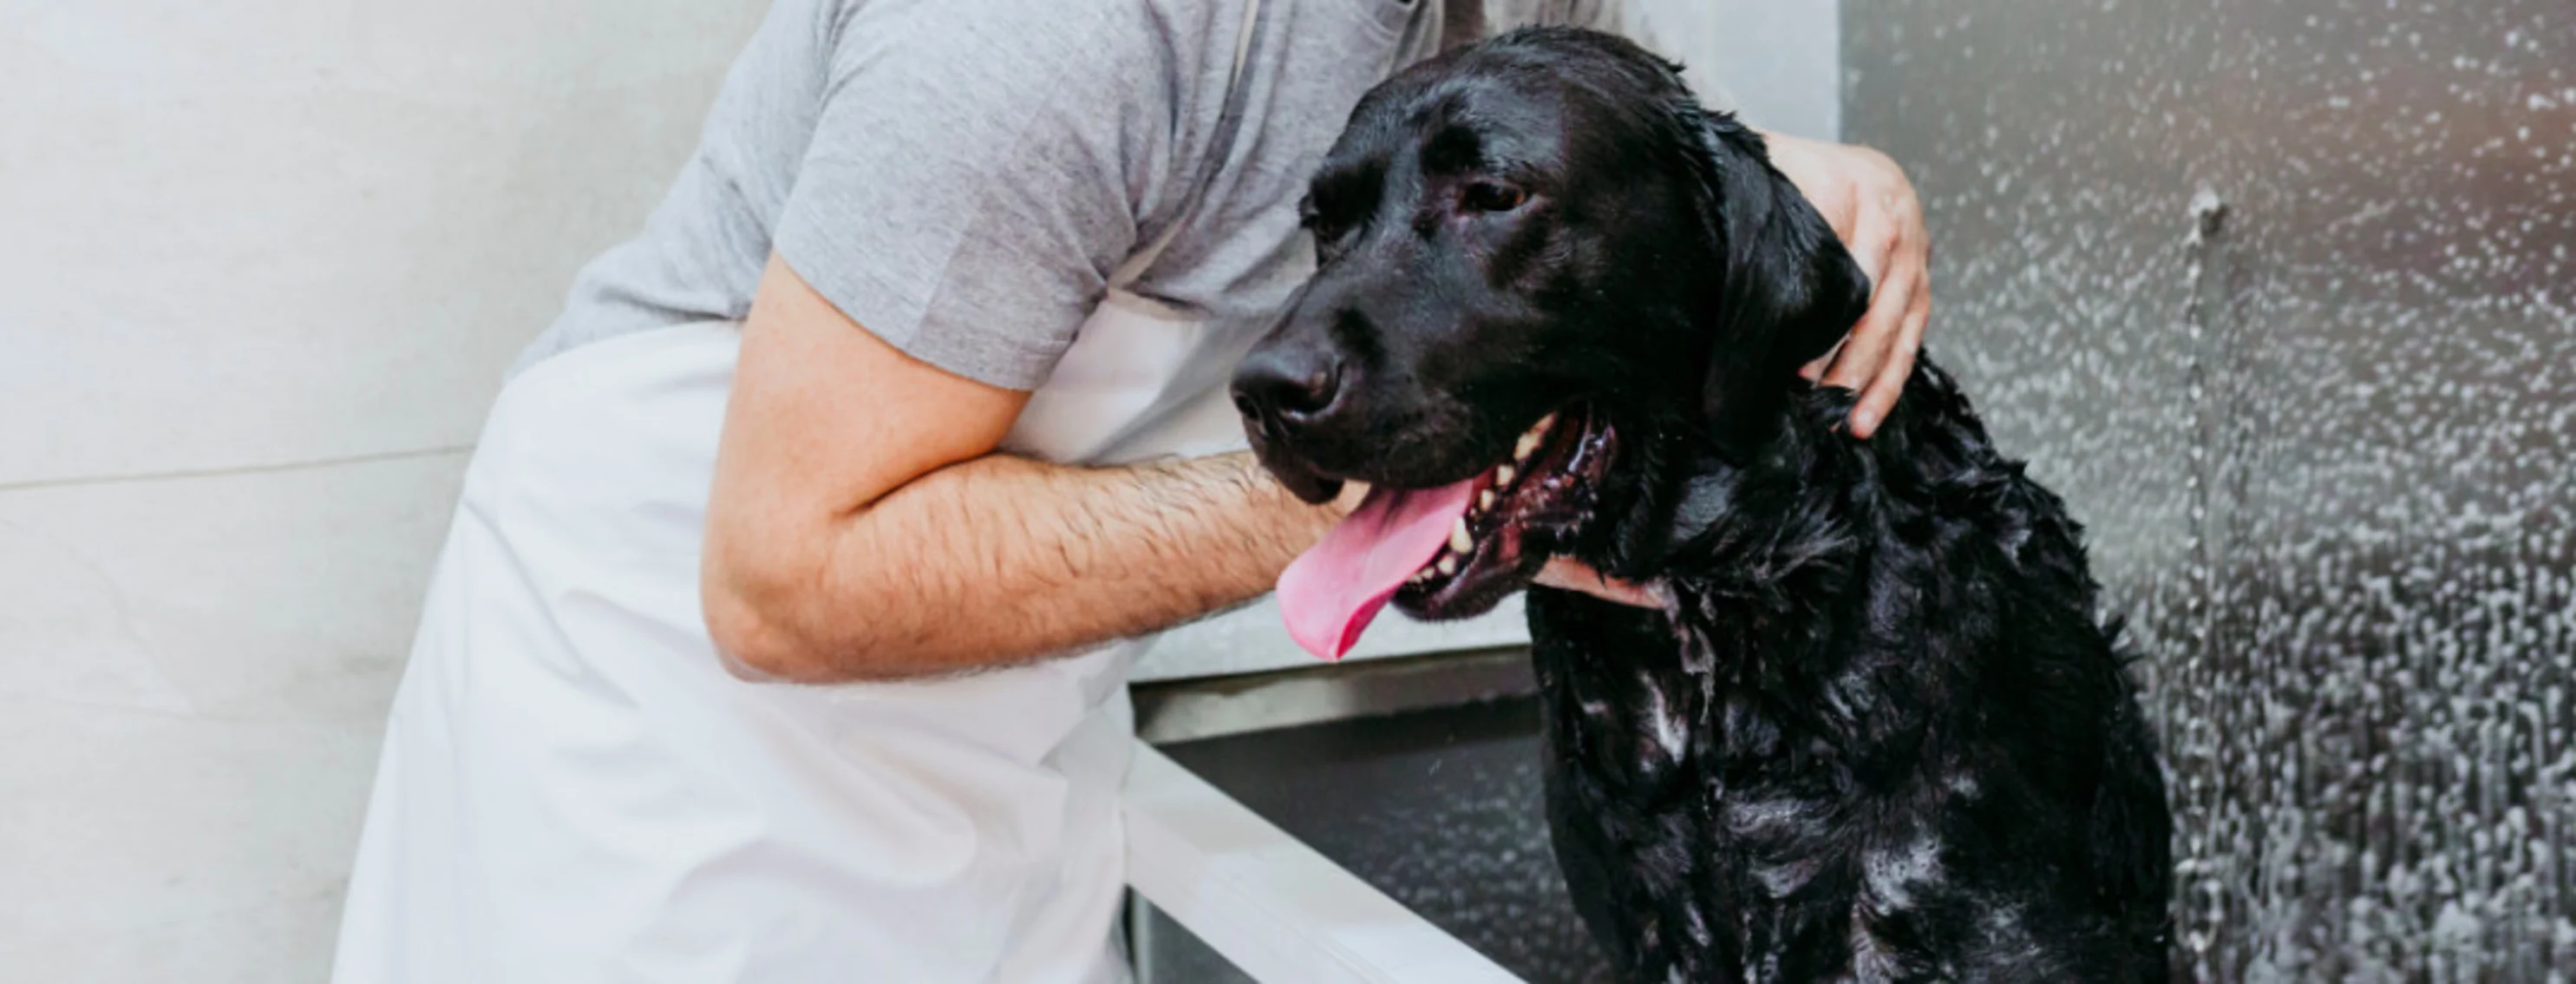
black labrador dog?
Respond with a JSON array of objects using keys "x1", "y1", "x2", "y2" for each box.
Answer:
[{"x1": 1233, "y1": 29, "x2": 2174, "y2": 982}]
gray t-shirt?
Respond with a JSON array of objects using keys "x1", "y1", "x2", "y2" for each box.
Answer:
[
  {"x1": 514, "y1": 0, "x2": 1440, "y2": 390},
  {"x1": 514, "y1": 0, "x2": 1659, "y2": 395}
]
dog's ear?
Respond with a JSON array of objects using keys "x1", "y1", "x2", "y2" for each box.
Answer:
[{"x1": 1682, "y1": 109, "x2": 1873, "y2": 462}]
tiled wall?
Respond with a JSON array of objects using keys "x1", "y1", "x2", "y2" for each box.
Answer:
[{"x1": 0, "y1": 3, "x2": 768, "y2": 978}]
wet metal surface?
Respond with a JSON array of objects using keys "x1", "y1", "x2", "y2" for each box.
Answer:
[
  {"x1": 1847, "y1": 2, "x2": 2576, "y2": 978},
  {"x1": 1140, "y1": 698, "x2": 1611, "y2": 984}
]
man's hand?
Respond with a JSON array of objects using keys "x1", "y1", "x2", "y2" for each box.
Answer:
[
  {"x1": 1329, "y1": 479, "x2": 1372, "y2": 517},
  {"x1": 1535, "y1": 134, "x2": 1932, "y2": 610},
  {"x1": 1534, "y1": 557, "x2": 1670, "y2": 609},
  {"x1": 1762, "y1": 131, "x2": 1932, "y2": 439}
]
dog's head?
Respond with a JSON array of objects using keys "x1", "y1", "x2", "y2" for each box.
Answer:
[{"x1": 1233, "y1": 28, "x2": 1870, "y2": 619}]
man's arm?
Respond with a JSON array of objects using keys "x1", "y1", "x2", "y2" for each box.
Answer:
[{"x1": 703, "y1": 254, "x2": 1355, "y2": 684}]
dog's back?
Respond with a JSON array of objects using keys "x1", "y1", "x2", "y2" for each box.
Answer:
[{"x1": 1525, "y1": 361, "x2": 2173, "y2": 982}]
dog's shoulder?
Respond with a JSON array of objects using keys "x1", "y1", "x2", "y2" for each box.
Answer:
[{"x1": 1797, "y1": 355, "x2": 2101, "y2": 591}]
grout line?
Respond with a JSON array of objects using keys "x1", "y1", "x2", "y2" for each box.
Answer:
[{"x1": 0, "y1": 443, "x2": 476, "y2": 494}]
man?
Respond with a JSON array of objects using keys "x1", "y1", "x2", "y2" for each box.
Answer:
[{"x1": 332, "y1": 0, "x2": 1930, "y2": 980}]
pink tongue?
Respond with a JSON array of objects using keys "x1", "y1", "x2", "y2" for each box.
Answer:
[{"x1": 1277, "y1": 479, "x2": 1480, "y2": 660}]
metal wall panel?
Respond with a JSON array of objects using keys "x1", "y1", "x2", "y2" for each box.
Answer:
[{"x1": 1846, "y1": 2, "x2": 2576, "y2": 977}]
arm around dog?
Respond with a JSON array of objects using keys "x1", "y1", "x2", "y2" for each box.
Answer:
[{"x1": 703, "y1": 255, "x2": 1363, "y2": 684}]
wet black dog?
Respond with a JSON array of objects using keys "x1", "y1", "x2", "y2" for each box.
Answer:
[{"x1": 1233, "y1": 29, "x2": 2174, "y2": 982}]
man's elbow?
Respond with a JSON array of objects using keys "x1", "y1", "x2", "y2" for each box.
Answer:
[
  {"x1": 703, "y1": 581, "x2": 813, "y2": 683},
  {"x1": 700, "y1": 568, "x2": 930, "y2": 685}
]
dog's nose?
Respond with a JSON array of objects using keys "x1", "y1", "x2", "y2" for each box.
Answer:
[{"x1": 1232, "y1": 348, "x2": 1344, "y2": 436}]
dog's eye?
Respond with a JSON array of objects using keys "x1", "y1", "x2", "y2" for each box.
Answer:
[
  {"x1": 1299, "y1": 205, "x2": 1353, "y2": 260},
  {"x1": 1314, "y1": 234, "x2": 1350, "y2": 265},
  {"x1": 1306, "y1": 222, "x2": 1352, "y2": 263},
  {"x1": 1460, "y1": 180, "x2": 1527, "y2": 214}
]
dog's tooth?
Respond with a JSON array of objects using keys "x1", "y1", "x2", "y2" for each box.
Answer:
[
  {"x1": 1450, "y1": 517, "x2": 1474, "y2": 554},
  {"x1": 1436, "y1": 555, "x2": 1459, "y2": 575},
  {"x1": 1479, "y1": 489, "x2": 1497, "y2": 511},
  {"x1": 1494, "y1": 464, "x2": 1516, "y2": 486},
  {"x1": 1512, "y1": 412, "x2": 1558, "y2": 462}
]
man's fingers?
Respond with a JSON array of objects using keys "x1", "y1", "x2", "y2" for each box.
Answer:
[
  {"x1": 1822, "y1": 257, "x2": 1915, "y2": 396},
  {"x1": 1848, "y1": 295, "x2": 1929, "y2": 438},
  {"x1": 1814, "y1": 198, "x2": 1903, "y2": 390},
  {"x1": 1801, "y1": 335, "x2": 1849, "y2": 383},
  {"x1": 1842, "y1": 197, "x2": 1896, "y2": 289},
  {"x1": 1764, "y1": 136, "x2": 1933, "y2": 439}
]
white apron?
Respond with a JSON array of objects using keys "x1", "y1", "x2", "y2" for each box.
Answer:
[
  {"x1": 334, "y1": 10, "x2": 1265, "y2": 978},
  {"x1": 332, "y1": 300, "x2": 1253, "y2": 984},
  {"x1": 338, "y1": 259, "x2": 1278, "y2": 984}
]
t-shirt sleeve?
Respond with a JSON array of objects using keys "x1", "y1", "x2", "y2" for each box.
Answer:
[{"x1": 773, "y1": 2, "x2": 1154, "y2": 390}]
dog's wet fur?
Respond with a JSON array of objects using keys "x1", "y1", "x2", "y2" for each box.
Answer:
[{"x1": 1233, "y1": 30, "x2": 2174, "y2": 982}]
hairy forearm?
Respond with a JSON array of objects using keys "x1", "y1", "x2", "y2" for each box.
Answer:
[{"x1": 719, "y1": 451, "x2": 1339, "y2": 682}]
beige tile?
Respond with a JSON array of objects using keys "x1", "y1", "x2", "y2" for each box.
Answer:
[
  {"x1": 0, "y1": 699, "x2": 377, "y2": 982},
  {"x1": 0, "y1": 451, "x2": 465, "y2": 977},
  {"x1": 0, "y1": 0, "x2": 768, "y2": 485},
  {"x1": 0, "y1": 451, "x2": 464, "y2": 719},
  {"x1": 0, "y1": 512, "x2": 194, "y2": 714}
]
